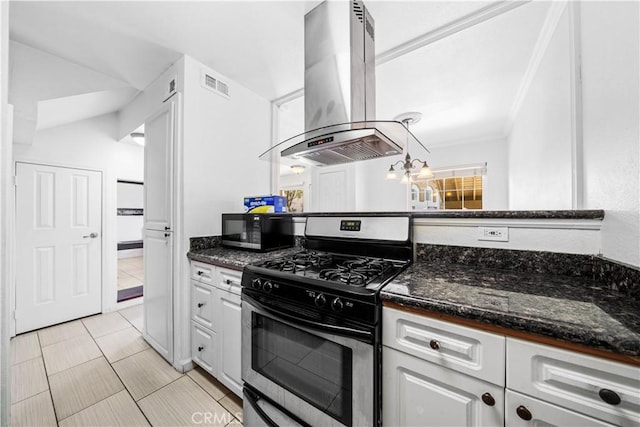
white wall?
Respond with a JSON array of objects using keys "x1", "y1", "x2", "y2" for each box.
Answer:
[
  {"x1": 118, "y1": 58, "x2": 184, "y2": 140},
  {"x1": 181, "y1": 56, "x2": 271, "y2": 237},
  {"x1": 117, "y1": 181, "x2": 144, "y2": 244},
  {"x1": 9, "y1": 41, "x2": 131, "y2": 145},
  {"x1": 428, "y1": 138, "x2": 509, "y2": 210},
  {"x1": 1, "y1": 0, "x2": 11, "y2": 422},
  {"x1": 354, "y1": 156, "x2": 409, "y2": 212},
  {"x1": 581, "y1": 1, "x2": 640, "y2": 267},
  {"x1": 12, "y1": 113, "x2": 145, "y2": 313},
  {"x1": 507, "y1": 7, "x2": 572, "y2": 210}
]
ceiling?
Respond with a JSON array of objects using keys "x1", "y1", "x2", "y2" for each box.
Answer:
[{"x1": 9, "y1": 0, "x2": 552, "y2": 147}]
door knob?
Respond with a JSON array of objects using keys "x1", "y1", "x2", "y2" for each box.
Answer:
[{"x1": 83, "y1": 232, "x2": 98, "y2": 238}]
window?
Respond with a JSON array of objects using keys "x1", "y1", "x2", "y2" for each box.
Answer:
[{"x1": 411, "y1": 163, "x2": 486, "y2": 211}]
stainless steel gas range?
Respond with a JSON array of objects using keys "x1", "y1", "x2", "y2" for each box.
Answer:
[{"x1": 241, "y1": 214, "x2": 412, "y2": 426}]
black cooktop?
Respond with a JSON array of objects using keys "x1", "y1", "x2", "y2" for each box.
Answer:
[{"x1": 251, "y1": 250, "x2": 409, "y2": 291}]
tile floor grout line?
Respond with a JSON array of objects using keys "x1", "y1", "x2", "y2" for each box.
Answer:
[
  {"x1": 54, "y1": 315, "x2": 138, "y2": 425},
  {"x1": 85, "y1": 316, "x2": 155, "y2": 427},
  {"x1": 133, "y1": 368, "x2": 186, "y2": 403},
  {"x1": 188, "y1": 369, "x2": 231, "y2": 403},
  {"x1": 186, "y1": 373, "x2": 242, "y2": 424},
  {"x1": 36, "y1": 331, "x2": 61, "y2": 426}
]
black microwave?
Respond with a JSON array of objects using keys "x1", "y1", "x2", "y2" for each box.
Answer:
[{"x1": 222, "y1": 213, "x2": 294, "y2": 252}]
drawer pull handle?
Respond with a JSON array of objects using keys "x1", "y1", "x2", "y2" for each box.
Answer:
[
  {"x1": 516, "y1": 406, "x2": 532, "y2": 421},
  {"x1": 225, "y1": 279, "x2": 233, "y2": 285},
  {"x1": 197, "y1": 271, "x2": 203, "y2": 276},
  {"x1": 481, "y1": 393, "x2": 495, "y2": 406},
  {"x1": 599, "y1": 389, "x2": 621, "y2": 405},
  {"x1": 197, "y1": 302, "x2": 204, "y2": 308},
  {"x1": 429, "y1": 340, "x2": 440, "y2": 350},
  {"x1": 198, "y1": 346, "x2": 204, "y2": 352}
]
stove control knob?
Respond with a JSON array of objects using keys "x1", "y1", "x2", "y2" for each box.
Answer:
[
  {"x1": 251, "y1": 278, "x2": 262, "y2": 290},
  {"x1": 315, "y1": 294, "x2": 327, "y2": 307},
  {"x1": 331, "y1": 297, "x2": 344, "y2": 312},
  {"x1": 263, "y1": 281, "x2": 274, "y2": 293}
]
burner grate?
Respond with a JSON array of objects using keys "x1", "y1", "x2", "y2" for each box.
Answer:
[{"x1": 319, "y1": 269, "x2": 368, "y2": 287}]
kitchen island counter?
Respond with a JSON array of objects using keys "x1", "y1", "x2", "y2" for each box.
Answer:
[{"x1": 382, "y1": 260, "x2": 640, "y2": 362}]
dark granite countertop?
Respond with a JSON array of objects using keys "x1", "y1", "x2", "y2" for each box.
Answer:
[
  {"x1": 382, "y1": 262, "x2": 640, "y2": 358},
  {"x1": 187, "y1": 246, "x2": 302, "y2": 271},
  {"x1": 411, "y1": 209, "x2": 605, "y2": 219},
  {"x1": 287, "y1": 210, "x2": 605, "y2": 220}
]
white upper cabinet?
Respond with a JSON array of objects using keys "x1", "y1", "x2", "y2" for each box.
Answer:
[{"x1": 144, "y1": 96, "x2": 176, "y2": 231}]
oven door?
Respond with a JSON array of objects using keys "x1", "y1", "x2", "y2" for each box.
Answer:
[{"x1": 242, "y1": 293, "x2": 374, "y2": 427}]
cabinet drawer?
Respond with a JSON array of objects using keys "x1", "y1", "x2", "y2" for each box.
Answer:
[
  {"x1": 191, "y1": 281, "x2": 217, "y2": 330},
  {"x1": 217, "y1": 267, "x2": 242, "y2": 295},
  {"x1": 192, "y1": 321, "x2": 216, "y2": 375},
  {"x1": 191, "y1": 261, "x2": 214, "y2": 285},
  {"x1": 383, "y1": 347, "x2": 504, "y2": 427},
  {"x1": 507, "y1": 338, "x2": 640, "y2": 426},
  {"x1": 383, "y1": 307, "x2": 505, "y2": 386},
  {"x1": 506, "y1": 389, "x2": 616, "y2": 426}
]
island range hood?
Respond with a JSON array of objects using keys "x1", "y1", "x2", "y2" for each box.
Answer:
[{"x1": 261, "y1": 0, "x2": 425, "y2": 167}]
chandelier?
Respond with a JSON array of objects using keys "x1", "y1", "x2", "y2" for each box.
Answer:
[{"x1": 385, "y1": 114, "x2": 432, "y2": 183}]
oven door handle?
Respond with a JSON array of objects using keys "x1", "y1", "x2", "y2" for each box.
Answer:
[
  {"x1": 244, "y1": 293, "x2": 374, "y2": 343},
  {"x1": 243, "y1": 387, "x2": 279, "y2": 427},
  {"x1": 243, "y1": 386, "x2": 311, "y2": 427}
]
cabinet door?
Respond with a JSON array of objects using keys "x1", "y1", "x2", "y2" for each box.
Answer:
[
  {"x1": 144, "y1": 95, "x2": 176, "y2": 231},
  {"x1": 507, "y1": 338, "x2": 640, "y2": 426},
  {"x1": 383, "y1": 307, "x2": 505, "y2": 386},
  {"x1": 143, "y1": 229, "x2": 173, "y2": 362},
  {"x1": 383, "y1": 347, "x2": 504, "y2": 427},
  {"x1": 218, "y1": 289, "x2": 242, "y2": 397},
  {"x1": 191, "y1": 281, "x2": 217, "y2": 331},
  {"x1": 192, "y1": 321, "x2": 217, "y2": 375},
  {"x1": 506, "y1": 390, "x2": 617, "y2": 427}
]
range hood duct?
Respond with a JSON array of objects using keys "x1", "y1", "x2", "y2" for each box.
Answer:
[{"x1": 265, "y1": 0, "x2": 426, "y2": 167}]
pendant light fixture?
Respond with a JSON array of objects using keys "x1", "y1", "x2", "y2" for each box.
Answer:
[
  {"x1": 385, "y1": 113, "x2": 432, "y2": 183},
  {"x1": 130, "y1": 132, "x2": 145, "y2": 147},
  {"x1": 290, "y1": 165, "x2": 306, "y2": 175}
]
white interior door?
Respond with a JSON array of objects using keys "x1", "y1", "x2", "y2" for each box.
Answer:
[{"x1": 15, "y1": 163, "x2": 102, "y2": 333}]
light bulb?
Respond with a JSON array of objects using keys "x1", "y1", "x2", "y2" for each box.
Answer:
[
  {"x1": 400, "y1": 172, "x2": 410, "y2": 184},
  {"x1": 291, "y1": 165, "x2": 306, "y2": 174},
  {"x1": 131, "y1": 132, "x2": 145, "y2": 146},
  {"x1": 386, "y1": 166, "x2": 397, "y2": 180},
  {"x1": 418, "y1": 162, "x2": 433, "y2": 178}
]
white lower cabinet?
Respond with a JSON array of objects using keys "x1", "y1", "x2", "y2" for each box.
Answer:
[
  {"x1": 383, "y1": 347, "x2": 504, "y2": 427},
  {"x1": 218, "y1": 289, "x2": 242, "y2": 396},
  {"x1": 505, "y1": 390, "x2": 617, "y2": 427},
  {"x1": 507, "y1": 338, "x2": 640, "y2": 427},
  {"x1": 190, "y1": 261, "x2": 243, "y2": 398},
  {"x1": 192, "y1": 321, "x2": 216, "y2": 374},
  {"x1": 382, "y1": 307, "x2": 640, "y2": 427},
  {"x1": 383, "y1": 307, "x2": 505, "y2": 427}
]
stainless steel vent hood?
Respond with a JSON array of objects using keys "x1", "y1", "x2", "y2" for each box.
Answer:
[{"x1": 260, "y1": 0, "x2": 426, "y2": 167}]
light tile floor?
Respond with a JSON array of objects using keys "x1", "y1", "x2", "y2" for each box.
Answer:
[
  {"x1": 10, "y1": 304, "x2": 243, "y2": 427},
  {"x1": 118, "y1": 257, "x2": 144, "y2": 291}
]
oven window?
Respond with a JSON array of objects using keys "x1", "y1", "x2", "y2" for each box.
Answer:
[{"x1": 252, "y1": 312, "x2": 353, "y2": 426}]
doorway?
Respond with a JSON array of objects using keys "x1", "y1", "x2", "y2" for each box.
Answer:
[
  {"x1": 14, "y1": 162, "x2": 103, "y2": 333},
  {"x1": 116, "y1": 180, "x2": 144, "y2": 302}
]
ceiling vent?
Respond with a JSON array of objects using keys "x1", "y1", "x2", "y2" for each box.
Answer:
[{"x1": 201, "y1": 70, "x2": 230, "y2": 99}]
